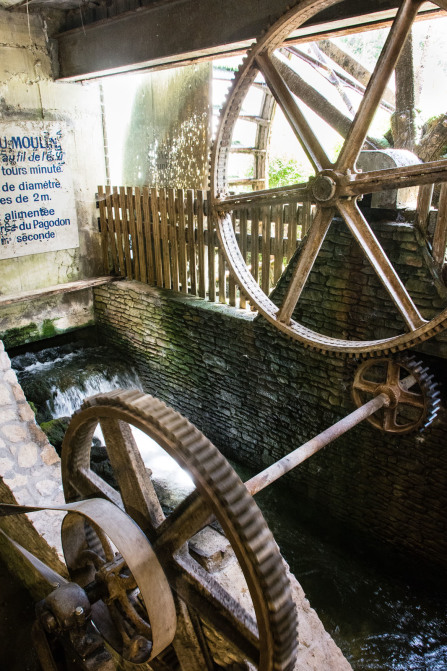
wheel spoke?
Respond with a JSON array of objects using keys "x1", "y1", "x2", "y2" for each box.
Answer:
[
  {"x1": 216, "y1": 182, "x2": 311, "y2": 212},
  {"x1": 383, "y1": 406, "x2": 398, "y2": 431},
  {"x1": 398, "y1": 389, "x2": 425, "y2": 408},
  {"x1": 153, "y1": 490, "x2": 214, "y2": 559},
  {"x1": 99, "y1": 418, "x2": 165, "y2": 536},
  {"x1": 337, "y1": 198, "x2": 425, "y2": 331},
  {"x1": 336, "y1": 0, "x2": 423, "y2": 171},
  {"x1": 340, "y1": 159, "x2": 447, "y2": 197},
  {"x1": 277, "y1": 206, "x2": 335, "y2": 324},
  {"x1": 77, "y1": 466, "x2": 123, "y2": 508},
  {"x1": 386, "y1": 360, "x2": 401, "y2": 387},
  {"x1": 256, "y1": 51, "x2": 331, "y2": 172},
  {"x1": 353, "y1": 377, "x2": 382, "y2": 395},
  {"x1": 168, "y1": 553, "x2": 259, "y2": 664}
]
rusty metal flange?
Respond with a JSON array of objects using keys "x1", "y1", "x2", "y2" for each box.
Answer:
[{"x1": 352, "y1": 356, "x2": 441, "y2": 433}]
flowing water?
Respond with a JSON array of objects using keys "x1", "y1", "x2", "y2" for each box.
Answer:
[{"x1": 9, "y1": 341, "x2": 447, "y2": 671}]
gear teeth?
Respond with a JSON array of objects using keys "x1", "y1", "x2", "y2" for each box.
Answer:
[{"x1": 64, "y1": 389, "x2": 298, "y2": 670}]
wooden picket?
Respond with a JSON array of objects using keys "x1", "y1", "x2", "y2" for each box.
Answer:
[{"x1": 97, "y1": 186, "x2": 313, "y2": 308}]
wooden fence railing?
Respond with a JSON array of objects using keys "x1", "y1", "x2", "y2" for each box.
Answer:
[{"x1": 97, "y1": 186, "x2": 314, "y2": 308}]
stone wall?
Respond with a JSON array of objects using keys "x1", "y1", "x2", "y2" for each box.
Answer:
[
  {"x1": 0, "y1": 339, "x2": 66, "y2": 598},
  {"x1": 0, "y1": 286, "x2": 95, "y2": 348},
  {"x1": 94, "y1": 278, "x2": 447, "y2": 571},
  {"x1": 0, "y1": 9, "x2": 105, "y2": 296}
]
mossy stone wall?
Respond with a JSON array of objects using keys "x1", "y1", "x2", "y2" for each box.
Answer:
[{"x1": 94, "y1": 278, "x2": 447, "y2": 571}]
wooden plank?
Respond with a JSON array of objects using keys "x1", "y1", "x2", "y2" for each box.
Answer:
[
  {"x1": 218, "y1": 244, "x2": 226, "y2": 304},
  {"x1": 127, "y1": 187, "x2": 140, "y2": 280},
  {"x1": 142, "y1": 186, "x2": 155, "y2": 285},
  {"x1": 302, "y1": 200, "x2": 312, "y2": 236},
  {"x1": 261, "y1": 207, "x2": 271, "y2": 294},
  {"x1": 112, "y1": 186, "x2": 125, "y2": 276},
  {"x1": 167, "y1": 188, "x2": 179, "y2": 292},
  {"x1": 432, "y1": 182, "x2": 447, "y2": 265},
  {"x1": 105, "y1": 185, "x2": 119, "y2": 273},
  {"x1": 135, "y1": 186, "x2": 147, "y2": 283},
  {"x1": 207, "y1": 191, "x2": 216, "y2": 302},
  {"x1": 416, "y1": 183, "x2": 434, "y2": 234},
  {"x1": 186, "y1": 189, "x2": 197, "y2": 295},
  {"x1": 273, "y1": 204, "x2": 283, "y2": 284},
  {"x1": 251, "y1": 208, "x2": 259, "y2": 284},
  {"x1": 228, "y1": 212, "x2": 237, "y2": 306},
  {"x1": 239, "y1": 209, "x2": 247, "y2": 309},
  {"x1": 287, "y1": 202, "x2": 298, "y2": 261},
  {"x1": 119, "y1": 186, "x2": 132, "y2": 278},
  {"x1": 151, "y1": 187, "x2": 164, "y2": 286},
  {"x1": 197, "y1": 190, "x2": 206, "y2": 298},
  {"x1": 97, "y1": 186, "x2": 109, "y2": 273},
  {"x1": 159, "y1": 187, "x2": 171, "y2": 289},
  {"x1": 177, "y1": 189, "x2": 188, "y2": 292}
]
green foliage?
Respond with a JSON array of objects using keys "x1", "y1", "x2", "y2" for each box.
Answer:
[{"x1": 268, "y1": 157, "x2": 305, "y2": 188}]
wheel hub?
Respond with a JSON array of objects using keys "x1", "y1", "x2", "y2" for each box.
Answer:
[{"x1": 311, "y1": 174, "x2": 337, "y2": 202}]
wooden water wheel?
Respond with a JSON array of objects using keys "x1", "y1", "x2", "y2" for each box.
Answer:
[{"x1": 211, "y1": 0, "x2": 447, "y2": 357}]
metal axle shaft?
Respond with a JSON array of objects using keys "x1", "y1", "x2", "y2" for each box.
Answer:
[{"x1": 245, "y1": 374, "x2": 415, "y2": 497}]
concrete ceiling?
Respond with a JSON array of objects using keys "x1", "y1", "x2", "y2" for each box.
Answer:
[
  {"x1": 0, "y1": 0, "x2": 81, "y2": 7},
  {"x1": 1, "y1": 0, "x2": 444, "y2": 82}
]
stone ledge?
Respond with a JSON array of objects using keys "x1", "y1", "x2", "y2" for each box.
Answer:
[{"x1": 0, "y1": 275, "x2": 121, "y2": 307}]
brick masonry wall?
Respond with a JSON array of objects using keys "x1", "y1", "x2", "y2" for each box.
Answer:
[{"x1": 94, "y1": 275, "x2": 447, "y2": 571}]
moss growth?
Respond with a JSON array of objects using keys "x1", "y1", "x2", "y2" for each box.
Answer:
[
  {"x1": 41, "y1": 319, "x2": 58, "y2": 339},
  {"x1": 28, "y1": 401, "x2": 37, "y2": 415},
  {"x1": 1, "y1": 323, "x2": 39, "y2": 349},
  {"x1": 40, "y1": 417, "x2": 70, "y2": 453},
  {"x1": 1, "y1": 319, "x2": 60, "y2": 349}
]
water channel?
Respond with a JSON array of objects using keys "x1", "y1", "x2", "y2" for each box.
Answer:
[{"x1": 9, "y1": 338, "x2": 447, "y2": 671}]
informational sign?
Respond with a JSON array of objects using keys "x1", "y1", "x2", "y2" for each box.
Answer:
[{"x1": 0, "y1": 121, "x2": 79, "y2": 260}]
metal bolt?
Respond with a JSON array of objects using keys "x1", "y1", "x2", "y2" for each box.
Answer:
[{"x1": 74, "y1": 605, "x2": 85, "y2": 626}]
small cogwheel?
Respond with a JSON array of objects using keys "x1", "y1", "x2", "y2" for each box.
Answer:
[{"x1": 352, "y1": 355, "x2": 441, "y2": 434}]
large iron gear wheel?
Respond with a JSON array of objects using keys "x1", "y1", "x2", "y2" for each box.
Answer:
[
  {"x1": 210, "y1": 0, "x2": 447, "y2": 357},
  {"x1": 352, "y1": 356, "x2": 441, "y2": 433},
  {"x1": 61, "y1": 389, "x2": 298, "y2": 671}
]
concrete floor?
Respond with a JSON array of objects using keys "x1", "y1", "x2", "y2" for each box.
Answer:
[{"x1": 0, "y1": 557, "x2": 40, "y2": 671}]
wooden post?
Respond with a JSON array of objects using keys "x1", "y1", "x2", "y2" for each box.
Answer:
[
  {"x1": 177, "y1": 189, "x2": 188, "y2": 293},
  {"x1": 186, "y1": 189, "x2": 197, "y2": 295},
  {"x1": 127, "y1": 187, "x2": 140, "y2": 280},
  {"x1": 197, "y1": 190, "x2": 206, "y2": 298},
  {"x1": 207, "y1": 191, "x2": 216, "y2": 303},
  {"x1": 97, "y1": 186, "x2": 109, "y2": 274},
  {"x1": 167, "y1": 188, "x2": 179, "y2": 292},
  {"x1": 432, "y1": 182, "x2": 447, "y2": 265},
  {"x1": 151, "y1": 187, "x2": 163, "y2": 286},
  {"x1": 160, "y1": 187, "x2": 171, "y2": 289},
  {"x1": 142, "y1": 186, "x2": 155, "y2": 285}
]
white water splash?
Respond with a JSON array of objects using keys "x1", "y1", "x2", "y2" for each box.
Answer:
[{"x1": 48, "y1": 372, "x2": 143, "y2": 419}]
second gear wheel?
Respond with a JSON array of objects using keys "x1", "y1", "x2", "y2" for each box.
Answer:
[
  {"x1": 352, "y1": 356, "x2": 441, "y2": 433},
  {"x1": 61, "y1": 389, "x2": 298, "y2": 671}
]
